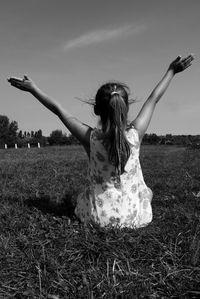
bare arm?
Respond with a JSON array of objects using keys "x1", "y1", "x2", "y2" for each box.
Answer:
[
  {"x1": 7, "y1": 76, "x2": 92, "y2": 154},
  {"x1": 131, "y1": 54, "x2": 194, "y2": 142}
]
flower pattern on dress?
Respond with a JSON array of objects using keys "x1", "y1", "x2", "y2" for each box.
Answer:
[
  {"x1": 74, "y1": 126, "x2": 153, "y2": 228},
  {"x1": 101, "y1": 210, "x2": 107, "y2": 217},
  {"x1": 134, "y1": 142, "x2": 140, "y2": 149},
  {"x1": 109, "y1": 216, "x2": 120, "y2": 225},
  {"x1": 125, "y1": 210, "x2": 137, "y2": 223},
  {"x1": 104, "y1": 191, "x2": 113, "y2": 200},
  {"x1": 96, "y1": 196, "x2": 104, "y2": 208},
  {"x1": 110, "y1": 176, "x2": 121, "y2": 190},
  {"x1": 130, "y1": 165, "x2": 137, "y2": 175},
  {"x1": 143, "y1": 199, "x2": 149, "y2": 210},
  {"x1": 131, "y1": 184, "x2": 137, "y2": 193}
]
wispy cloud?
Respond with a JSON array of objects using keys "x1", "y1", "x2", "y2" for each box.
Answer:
[{"x1": 63, "y1": 24, "x2": 145, "y2": 51}]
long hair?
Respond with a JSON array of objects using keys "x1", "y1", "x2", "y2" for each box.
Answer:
[{"x1": 94, "y1": 82, "x2": 131, "y2": 176}]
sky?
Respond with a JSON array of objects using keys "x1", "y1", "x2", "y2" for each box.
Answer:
[{"x1": 0, "y1": 0, "x2": 199, "y2": 136}]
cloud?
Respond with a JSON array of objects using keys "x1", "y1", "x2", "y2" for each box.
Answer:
[{"x1": 63, "y1": 24, "x2": 145, "y2": 51}]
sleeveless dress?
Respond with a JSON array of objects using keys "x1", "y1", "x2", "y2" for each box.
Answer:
[{"x1": 74, "y1": 126, "x2": 153, "y2": 228}]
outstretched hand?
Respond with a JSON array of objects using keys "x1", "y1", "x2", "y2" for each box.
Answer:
[
  {"x1": 7, "y1": 75, "x2": 37, "y2": 92},
  {"x1": 169, "y1": 54, "x2": 194, "y2": 74}
]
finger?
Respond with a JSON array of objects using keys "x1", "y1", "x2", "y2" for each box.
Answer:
[
  {"x1": 10, "y1": 81, "x2": 23, "y2": 88},
  {"x1": 187, "y1": 54, "x2": 194, "y2": 62},
  {"x1": 175, "y1": 55, "x2": 182, "y2": 62},
  {"x1": 11, "y1": 82, "x2": 26, "y2": 91},
  {"x1": 180, "y1": 62, "x2": 192, "y2": 71},
  {"x1": 182, "y1": 56, "x2": 194, "y2": 66},
  {"x1": 24, "y1": 75, "x2": 29, "y2": 80},
  {"x1": 8, "y1": 79, "x2": 23, "y2": 85},
  {"x1": 8, "y1": 76, "x2": 23, "y2": 82},
  {"x1": 187, "y1": 53, "x2": 195, "y2": 60},
  {"x1": 10, "y1": 82, "x2": 21, "y2": 88},
  {"x1": 183, "y1": 54, "x2": 194, "y2": 63},
  {"x1": 184, "y1": 55, "x2": 193, "y2": 62},
  {"x1": 181, "y1": 58, "x2": 188, "y2": 65},
  {"x1": 184, "y1": 62, "x2": 192, "y2": 69},
  {"x1": 186, "y1": 62, "x2": 192, "y2": 68}
]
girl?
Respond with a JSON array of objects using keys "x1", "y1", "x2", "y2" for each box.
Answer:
[{"x1": 8, "y1": 54, "x2": 194, "y2": 228}]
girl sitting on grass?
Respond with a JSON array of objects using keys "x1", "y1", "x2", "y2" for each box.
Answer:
[{"x1": 8, "y1": 54, "x2": 194, "y2": 228}]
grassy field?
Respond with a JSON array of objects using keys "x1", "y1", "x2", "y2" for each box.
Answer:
[{"x1": 0, "y1": 144, "x2": 200, "y2": 298}]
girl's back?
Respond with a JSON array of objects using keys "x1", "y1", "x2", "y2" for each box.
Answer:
[
  {"x1": 8, "y1": 54, "x2": 194, "y2": 228},
  {"x1": 75, "y1": 125, "x2": 153, "y2": 228}
]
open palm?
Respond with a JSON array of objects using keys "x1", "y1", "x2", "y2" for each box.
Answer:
[
  {"x1": 169, "y1": 54, "x2": 194, "y2": 74},
  {"x1": 7, "y1": 75, "x2": 36, "y2": 92}
]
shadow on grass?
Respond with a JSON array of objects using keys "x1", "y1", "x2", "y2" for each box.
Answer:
[{"x1": 25, "y1": 192, "x2": 78, "y2": 220}]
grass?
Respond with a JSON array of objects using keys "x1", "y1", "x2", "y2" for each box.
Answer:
[{"x1": 0, "y1": 144, "x2": 200, "y2": 298}]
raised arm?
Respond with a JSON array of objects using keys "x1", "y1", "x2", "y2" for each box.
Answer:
[
  {"x1": 131, "y1": 54, "x2": 194, "y2": 143},
  {"x1": 7, "y1": 76, "x2": 92, "y2": 155}
]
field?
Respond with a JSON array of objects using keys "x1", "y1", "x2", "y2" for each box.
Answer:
[{"x1": 0, "y1": 144, "x2": 200, "y2": 299}]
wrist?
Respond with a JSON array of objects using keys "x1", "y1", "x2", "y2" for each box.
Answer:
[
  {"x1": 30, "y1": 84, "x2": 40, "y2": 95},
  {"x1": 167, "y1": 67, "x2": 175, "y2": 77}
]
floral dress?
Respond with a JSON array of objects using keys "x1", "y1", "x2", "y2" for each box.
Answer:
[{"x1": 74, "y1": 126, "x2": 153, "y2": 228}]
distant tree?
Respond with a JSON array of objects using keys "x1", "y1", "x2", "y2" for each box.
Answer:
[
  {"x1": 143, "y1": 133, "x2": 160, "y2": 145},
  {"x1": 166, "y1": 134, "x2": 172, "y2": 139},
  {"x1": 0, "y1": 115, "x2": 9, "y2": 142},
  {"x1": 37, "y1": 129, "x2": 43, "y2": 139},
  {"x1": 9, "y1": 121, "x2": 18, "y2": 137},
  {"x1": 18, "y1": 130, "x2": 23, "y2": 139},
  {"x1": 62, "y1": 134, "x2": 71, "y2": 145},
  {"x1": 0, "y1": 115, "x2": 18, "y2": 146},
  {"x1": 48, "y1": 130, "x2": 64, "y2": 145},
  {"x1": 68, "y1": 134, "x2": 80, "y2": 145},
  {"x1": 34, "y1": 129, "x2": 42, "y2": 139},
  {"x1": 150, "y1": 133, "x2": 160, "y2": 144},
  {"x1": 38, "y1": 136, "x2": 48, "y2": 146}
]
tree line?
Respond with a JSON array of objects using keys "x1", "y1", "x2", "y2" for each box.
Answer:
[
  {"x1": 0, "y1": 115, "x2": 199, "y2": 148},
  {"x1": 0, "y1": 115, "x2": 80, "y2": 148}
]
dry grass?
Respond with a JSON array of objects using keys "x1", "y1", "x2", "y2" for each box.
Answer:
[{"x1": 0, "y1": 145, "x2": 200, "y2": 298}]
